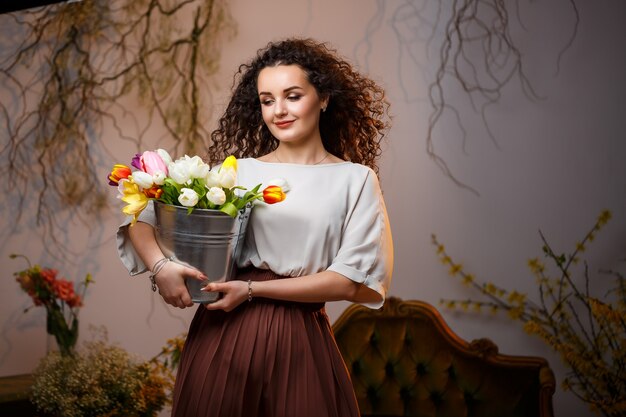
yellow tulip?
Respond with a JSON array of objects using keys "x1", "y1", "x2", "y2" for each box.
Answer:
[
  {"x1": 120, "y1": 180, "x2": 149, "y2": 224},
  {"x1": 221, "y1": 155, "x2": 237, "y2": 172},
  {"x1": 119, "y1": 178, "x2": 140, "y2": 196}
]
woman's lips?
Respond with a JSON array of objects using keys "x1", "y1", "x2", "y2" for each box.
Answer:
[{"x1": 274, "y1": 120, "x2": 294, "y2": 128}]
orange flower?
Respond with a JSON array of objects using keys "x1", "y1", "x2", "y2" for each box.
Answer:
[
  {"x1": 67, "y1": 294, "x2": 83, "y2": 308},
  {"x1": 40, "y1": 268, "x2": 58, "y2": 284},
  {"x1": 12, "y1": 254, "x2": 92, "y2": 357},
  {"x1": 108, "y1": 164, "x2": 132, "y2": 186},
  {"x1": 262, "y1": 185, "x2": 286, "y2": 204},
  {"x1": 53, "y1": 279, "x2": 76, "y2": 302},
  {"x1": 143, "y1": 185, "x2": 164, "y2": 199}
]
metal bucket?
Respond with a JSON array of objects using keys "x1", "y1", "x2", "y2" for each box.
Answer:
[{"x1": 154, "y1": 201, "x2": 251, "y2": 304}]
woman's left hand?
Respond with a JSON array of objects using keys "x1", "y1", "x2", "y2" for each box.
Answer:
[{"x1": 202, "y1": 280, "x2": 248, "y2": 312}]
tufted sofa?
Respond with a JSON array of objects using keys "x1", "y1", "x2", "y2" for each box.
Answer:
[{"x1": 332, "y1": 297, "x2": 555, "y2": 417}]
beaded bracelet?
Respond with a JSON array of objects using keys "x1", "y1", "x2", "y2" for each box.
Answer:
[
  {"x1": 247, "y1": 279, "x2": 253, "y2": 302},
  {"x1": 149, "y1": 257, "x2": 172, "y2": 292}
]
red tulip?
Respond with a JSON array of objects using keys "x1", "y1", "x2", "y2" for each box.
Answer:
[
  {"x1": 262, "y1": 185, "x2": 286, "y2": 204},
  {"x1": 108, "y1": 164, "x2": 131, "y2": 186}
]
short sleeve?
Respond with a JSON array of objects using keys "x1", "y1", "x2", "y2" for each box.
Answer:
[
  {"x1": 327, "y1": 169, "x2": 393, "y2": 309},
  {"x1": 116, "y1": 201, "x2": 156, "y2": 276}
]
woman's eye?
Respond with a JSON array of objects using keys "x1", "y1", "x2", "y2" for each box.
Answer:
[
  {"x1": 287, "y1": 95, "x2": 301, "y2": 101},
  {"x1": 261, "y1": 99, "x2": 274, "y2": 106}
]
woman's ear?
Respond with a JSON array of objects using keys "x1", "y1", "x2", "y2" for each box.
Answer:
[{"x1": 321, "y1": 96, "x2": 329, "y2": 112}]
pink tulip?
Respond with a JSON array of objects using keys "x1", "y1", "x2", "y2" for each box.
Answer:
[{"x1": 140, "y1": 151, "x2": 168, "y2": 176}]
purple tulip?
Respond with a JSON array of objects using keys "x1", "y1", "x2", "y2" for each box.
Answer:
[{"x1": 131, "y1": 153, "x2": 142, "y2": 170}]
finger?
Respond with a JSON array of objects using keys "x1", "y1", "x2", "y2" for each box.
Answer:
[
  {"x1": 181, "y1": 292, "x2": 193, "y2": 307},
  {"x1": 185, "y1": 267, "x2": 207, "y2": 281},
  {"x1": 203, "y1": 282, "x2": 227, "y2": 293},
  {"x1": 170, "y1": 294, "x2": 185, "y2": 308},
  {"x1": 165, "y1": 297, "x2": 179, "y2": 307},
  {"x1": 204, "y1": 299, "x2": 225, "y2": 311}
]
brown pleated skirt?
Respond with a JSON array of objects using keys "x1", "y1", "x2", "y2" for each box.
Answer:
[{"x1": 171, "y1": 267, "x2": 360, "y2": 417}]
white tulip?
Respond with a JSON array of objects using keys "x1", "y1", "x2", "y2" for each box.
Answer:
[
  {"x1": 116, "y1": 178, "x2": 129, "y2": 199},
  {"x1": 218, "y1": 167, "x2": 237, "y2": 189},
  {"x1": 152, "y1": 171, "x2": 166, "y2": 185},
  {"x1": 187, "y1": 155, "x2": 210, "y2": 179},
  {"x1": 205, "y1": 169, "x2": 221, "y2": 188},
  {"x1": 178, "y1": 188, "x2": 199, "y2": 207},
  {"x1": 207, "y1": 187, "x2": 226, "y2": 206},
  {"x1": 168, "y1": 160, "x2": 191, "y2": 185},
  {"x1": 131, "y1": 171, "x2": 153, "y2": 189},
  {"x1": 266, "y1": 178, "x2": 290, "y2": 193},
  {"x1": 156, "y1": 148, "x2": 173, "y2": 166}
]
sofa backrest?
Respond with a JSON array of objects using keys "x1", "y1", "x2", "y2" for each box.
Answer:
[{"x1": 332, "y1": 297, "x2": 555, "y2": 417}]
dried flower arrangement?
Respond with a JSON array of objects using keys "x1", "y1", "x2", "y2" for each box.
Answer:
[
  {"x1": 30, "y1": 330, "x2": 187, "y2": 417},
  {"x1": 433, "y1": 210, "x2": 625, "y2": 416}
]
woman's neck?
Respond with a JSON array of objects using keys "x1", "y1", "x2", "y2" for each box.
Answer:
[{"x1": 272, "y1": 144, "x2": 329, "y2": 165}]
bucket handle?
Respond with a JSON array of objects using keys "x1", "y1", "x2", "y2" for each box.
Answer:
[{"x1": 231, "y1": 204, "x2": 251, "y2": 270}]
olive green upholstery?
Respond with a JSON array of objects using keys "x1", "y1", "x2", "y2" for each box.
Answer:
[{"x1": 332, "y1": 297, "x2": 555, "y2": 417}]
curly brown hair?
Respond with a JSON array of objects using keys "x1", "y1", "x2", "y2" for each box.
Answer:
[{"x1": 208, "y1": 38, "x2": 391, "y2": 174}]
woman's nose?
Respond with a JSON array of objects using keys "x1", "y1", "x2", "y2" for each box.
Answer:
[{"x1": 274, "y1": 100, "x2": 287, "y2": 116}]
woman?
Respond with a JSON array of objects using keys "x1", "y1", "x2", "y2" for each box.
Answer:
[{"x1": 117, "y1": 38, "x2": 393, "y2": 417}]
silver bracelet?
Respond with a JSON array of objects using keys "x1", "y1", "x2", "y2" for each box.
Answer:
[{"x1": 149, "y1": 257, "x2": 171, "y2": 292}]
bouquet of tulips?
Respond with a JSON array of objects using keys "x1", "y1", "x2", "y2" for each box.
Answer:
[{"x1": 108, "y1": 150, "x2": 286, "y2": 224}]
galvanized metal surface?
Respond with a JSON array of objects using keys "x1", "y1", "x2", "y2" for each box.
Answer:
[{"x1": 154, "y1": 202, "x2": 250, "y2": 304}]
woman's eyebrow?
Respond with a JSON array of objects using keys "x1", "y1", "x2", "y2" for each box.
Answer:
[{"x1": 258, "y1": 86, "x2": 303, "y2": 96}]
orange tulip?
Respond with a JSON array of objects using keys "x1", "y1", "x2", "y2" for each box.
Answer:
[
  {"x1": 143, "y1": 185, "x2": 163, "y2": 199},
  {"x1": 108, "y1": 164, "x2": 131, "y2": 185},
  {"x1": 262, "y1": 185, "x2": 286, "y2": 204}
]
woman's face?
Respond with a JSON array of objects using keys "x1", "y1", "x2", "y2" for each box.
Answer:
[{"x1": 257, "y1": 64, "x2": 327, "y2": 146}]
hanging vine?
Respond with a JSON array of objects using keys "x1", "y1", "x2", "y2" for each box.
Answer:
[
  {"x1": 360, "y1": 0, "x2": 579, "y2": 194},
  {"x1": 0, "y1": 0, "x2": 234, "y2": 257},
  {"x1": 426, "y1": 0, "x2": 579, "y2": 194}
]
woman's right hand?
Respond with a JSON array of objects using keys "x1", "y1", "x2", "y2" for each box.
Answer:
[
  {"x1": 153, "y1": 261, "x2": 207, "y2": 309},
  {"x1": 127, "y1": 221, "x2": 206, "y2": 308}
]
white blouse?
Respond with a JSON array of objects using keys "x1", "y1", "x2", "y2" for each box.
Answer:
[{"x1": 117, "y1": 158, "x2": 393, "y2": 309}]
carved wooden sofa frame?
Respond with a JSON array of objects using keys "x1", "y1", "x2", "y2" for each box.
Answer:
[{"x1": 332, "y1": 297, "x2": 555, "y2": 417}]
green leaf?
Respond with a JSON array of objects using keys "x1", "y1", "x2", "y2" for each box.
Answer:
[
  {"x1": 227, "y1": 188, "x2": 238, "y2": 204},
  {"x1": 219, "y1": 202, "x2": 238, "y2": 218},
  {"x1": 192, "y1": 179, "x2": 206, "y2": 198}
]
